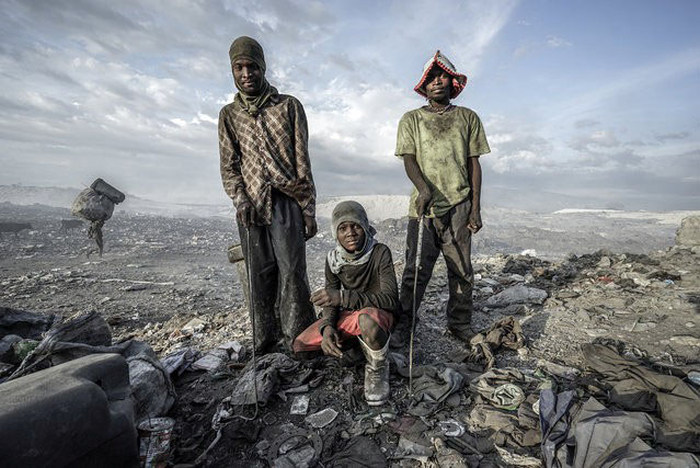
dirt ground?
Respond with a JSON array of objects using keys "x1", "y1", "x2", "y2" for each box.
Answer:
[{"x1": 1, "y1": 203, "x2": 698, "y2": 466}]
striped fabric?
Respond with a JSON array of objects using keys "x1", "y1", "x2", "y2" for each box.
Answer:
[{"x1": 219, "y1": 94, "x2": 316, "y2": 224}]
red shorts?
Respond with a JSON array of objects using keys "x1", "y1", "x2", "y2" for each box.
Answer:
[{"x1": 293, "y1": 307, "x2": 394, "y2": 353}]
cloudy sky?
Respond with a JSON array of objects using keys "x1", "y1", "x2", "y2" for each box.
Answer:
[{"x1": 1, "y1": 0, "x2": 698, "y2": 211}]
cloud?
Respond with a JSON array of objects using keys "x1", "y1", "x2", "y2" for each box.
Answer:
[
  {"x1": 570, "y1": 129, "x2": 621, "y2": 152},
  {"x1": 574, "y1": 119, "x2": 599, "y2": 129},
  {"x1": 546, "y1": 36, "x2": 572, "y2": 48},
  {"x1": 549, "y1": 47, "x2": 700, "y2": 123},
  {"x1": 656, "y1": 131, "x2": 690, "y2": 142}
]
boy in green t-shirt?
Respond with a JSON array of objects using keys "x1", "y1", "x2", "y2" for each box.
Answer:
[{"x1": 394, "y1": 50, "x2": 490, "y2": 345}]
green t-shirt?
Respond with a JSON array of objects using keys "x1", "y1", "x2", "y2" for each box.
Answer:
[{"x1": 395, "y1": 106, "x2": 490, "y2": 218}]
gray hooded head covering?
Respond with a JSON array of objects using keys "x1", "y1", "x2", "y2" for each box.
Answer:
[
  {"x1": 228, "y1": 36, "x2": 277, "y2": 116},
  {"x1": 327, "y1": 201, "x2": 377, "y2": 274}
]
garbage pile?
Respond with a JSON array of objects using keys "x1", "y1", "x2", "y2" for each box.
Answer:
[
  {"x1": 0, "y1": 308, "x2": 174, "y2": 421},
  {"x1": 1, "y1": 213, "x2": 698, "y2": 466}
]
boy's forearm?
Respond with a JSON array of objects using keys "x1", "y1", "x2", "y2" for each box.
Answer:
[
  {"x1": 318, "y1": 307, "x2": 339, "y2": 335},
  {"x1": 403, "y1": 154, "x2": 430, "y2": 195},
  {"x1": 468, "y1": 156, "x2": 482, "y2": 209}
]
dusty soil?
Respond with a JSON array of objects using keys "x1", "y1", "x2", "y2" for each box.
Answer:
[{"x1": 1, "y1": 203, "x2": 698, "y2": 467}]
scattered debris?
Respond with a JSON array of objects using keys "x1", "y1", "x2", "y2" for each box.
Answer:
[
  {"x1": 304, "y1": 408, "x2": 338, "y2": 429},
  {"x1": 2, "y1": 202, "x2": 699, "y2": 467}
]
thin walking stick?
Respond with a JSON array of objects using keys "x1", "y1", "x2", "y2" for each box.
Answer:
[
  {"x1": 408, "y1": 215, "x2": 424, "y2": 395},
  {"x1": 194, "y1": 226, "x2": 260, "y2": 464},
  {"x1": 245, "y1": 226, "x2": 259, "y2": 418}
]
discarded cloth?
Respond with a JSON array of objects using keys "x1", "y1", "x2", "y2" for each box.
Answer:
[
  {"x1": 466, "y1": 401, "x2": 541, "y2": 449},
  {"x1": 539, "y1": 389, "x2": 577, "y2": 468},
  {"x1": 230, "y1": 353, "x2": 299, "y2": 405},
  {"x1": 470, "y1": 368, "x2": 537, "y2": 410},
  {"x1": 467, "y1": 368, "x2": 542, "y2": 449},
  {"x1": 323, "y1": 436, "x2": 387, "y2": 467},
  {"x1": 572, "y1": 397, "x2": 699, "y2": 467},
  {"x1": 392, "y1": 357, "x2": 464, "y2": 415},
  {"x1": 460, "y1": 316, "x2": 525, "y2": 369},
  {"x1": 582, "y1": 342, "x2": 700, "y2": 452}
]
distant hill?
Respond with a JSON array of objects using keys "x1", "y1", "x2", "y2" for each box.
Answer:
[{"x1": 0, "y1": 184, "x2": 230, "y2": 218}]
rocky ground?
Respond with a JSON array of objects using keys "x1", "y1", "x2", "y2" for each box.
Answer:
[{"x1": 1, "y1": 202, "x2": 698, "y2": 467}]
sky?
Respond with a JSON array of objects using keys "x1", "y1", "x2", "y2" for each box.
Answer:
[{"x1": 1, "y1": 0, "x2": 698, "y2": 211}]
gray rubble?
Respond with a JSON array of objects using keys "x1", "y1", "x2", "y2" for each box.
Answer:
[{"x1": 1, "y1": 200, "x2": 699, "y2": 467}]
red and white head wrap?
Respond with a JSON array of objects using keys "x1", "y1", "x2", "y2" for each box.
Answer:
[{"x1": 414, "y1": 50, "x2": 468, "y2": 99}]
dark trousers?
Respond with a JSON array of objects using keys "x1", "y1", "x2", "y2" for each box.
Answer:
[
  {"x1": 238, "y1": 191, "x2": 315, "y2": 352},
  {"x1": 399, "y1": 199, "x2": 474, "y2": 334}
]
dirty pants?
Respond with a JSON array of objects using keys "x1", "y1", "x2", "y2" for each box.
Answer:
[
  {"x1": 400, "y1": 199, "x2": 474, "y2": 334},
  {"x1": 238, "y1": 191, "x2": 315, "y2": 353}
]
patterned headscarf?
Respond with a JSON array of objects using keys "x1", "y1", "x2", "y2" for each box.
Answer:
[
  {"x1": 327, "y1": 200, "x2": 377, "y2": 274},
  {"x1": 414, "y1": 50, "x2": 468, "y2": 99},
  {"x1": 229, "y1": 36, "x2": 277, "y2": 116}
]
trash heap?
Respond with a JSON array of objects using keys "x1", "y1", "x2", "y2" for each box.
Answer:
[{"x1": 0, "y1": 216, "x2": 697, "y2": 467}]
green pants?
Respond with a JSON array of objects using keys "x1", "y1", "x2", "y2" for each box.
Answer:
[{"x1": 399, "y1": 198, "x2": 474, "y2": 334}]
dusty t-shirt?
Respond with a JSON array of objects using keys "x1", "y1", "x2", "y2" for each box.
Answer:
[{"x1": 395, "y1": 106, "x2": 490, "y2": 218}]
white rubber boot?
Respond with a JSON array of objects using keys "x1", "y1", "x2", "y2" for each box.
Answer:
[{"x1": 359, "y1": 335, "x2": 390, "y2": 406}]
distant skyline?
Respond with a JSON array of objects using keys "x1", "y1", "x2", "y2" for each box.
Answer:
[{"x1": 1, "y1": 0, "x2": 698, "y2": 210}]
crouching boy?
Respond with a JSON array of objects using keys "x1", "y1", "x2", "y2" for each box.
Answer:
[{"x1": 293, "y1": 201, "x2": 398, "y2": 406}]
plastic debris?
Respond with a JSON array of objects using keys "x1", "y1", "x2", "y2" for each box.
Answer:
[
  {"x1": 305, "y1": 408, "x2": 338, "y2": 429},
  {"x1": 290, "y1": 395, "x2": 310, "y2": 416}
]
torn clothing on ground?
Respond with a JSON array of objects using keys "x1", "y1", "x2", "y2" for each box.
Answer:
[
  {"x1": 392, "y1": 358, "x2": 465, "y2": 416},
  {"x1": 470, "y1": 368, "x2": 537, "y2": 410},
  {"x1": 539, "y1": 389, "x2": 577, "y2": 468},
  {"x1": 323, "y1": 436, "x2": 387, "y2": 468},
  {"x1": 466, "y1": 367, "x2": 542, "y2": 449},
  {"x1": 582, "y1": 342, "x2": 700, "y2": 452},
  {"x1": 571, "y1": 397, "x2": 699, "y2": 467},
  {"x1": 460, "y1": 316, "x2": 525, "y2": 370},
  {"x1": 229, "y1": 352, "x2": 301, "y2": 406},
  {"x1": 466, "y1": 400, "x2": 541, "y2": 449}
]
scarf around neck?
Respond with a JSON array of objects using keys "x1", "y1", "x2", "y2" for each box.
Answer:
[{"x1": 234, "y1": 80, "x2": 278, "y2": 116}]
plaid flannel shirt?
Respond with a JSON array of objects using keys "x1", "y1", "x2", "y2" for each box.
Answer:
[{"x1": 219, "y1": 94, "x2": 316, "y2": 224}]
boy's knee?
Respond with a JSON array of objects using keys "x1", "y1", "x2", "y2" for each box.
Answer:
[{"x1": 358, "y1": 313, "x2": 379, "y2": 337}]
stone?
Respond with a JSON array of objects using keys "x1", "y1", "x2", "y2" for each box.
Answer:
[
  {"x1": 485, "y1": 285, "x2": 548, "y2": 308},
  {"x1": 181, "y1": 318, "x2": 206, "y2": 335},
  {"x1": 676, "y1": 216, "x2": 700, "y2": 246},
  {"x1": 670, "y1": 335, "x2": 700, "y2": 347}
]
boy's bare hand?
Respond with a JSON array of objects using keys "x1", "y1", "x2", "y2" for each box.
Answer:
[
  {"x1": 236, "y1": 200, "x2": 255, "y2": 227},
  {"x1": 303, "y1": 215, "x2": 317, "y2": 240},
  {"x1": 311, "y1": 288, "x2": 341, "y2": 307},
  {"x1": 467, "y1": 210, "x2": 482, "y2": 233},
  {"x1": 415, "y1": 189, "x2": 433, "y2": 217},
  {"x1": 321, "y1": 327, "x2": 343, "y2": 357}
]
